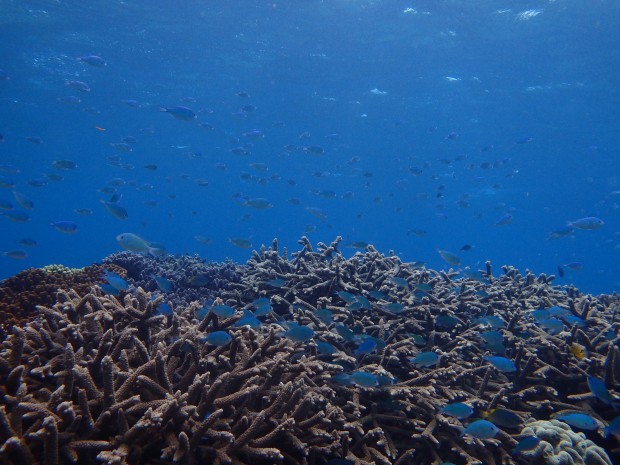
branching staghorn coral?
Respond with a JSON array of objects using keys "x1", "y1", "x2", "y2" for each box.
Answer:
[{"x1": 0, "y1": 237, "x2": 618, "y2": 464}]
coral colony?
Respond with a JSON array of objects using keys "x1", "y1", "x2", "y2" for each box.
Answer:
[{"x1": 1, "y1": 237, "x2": 619, "y2": 464}]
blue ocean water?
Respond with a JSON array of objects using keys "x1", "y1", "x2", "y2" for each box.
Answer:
[{"x1": 0, "y1": 0, "x2": 619, "y2": 294}]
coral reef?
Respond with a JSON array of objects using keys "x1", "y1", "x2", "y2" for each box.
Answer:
[
  {"x1": 519, "y1": 419, "x2": 612, "y2": 465},
  {"x1": 102, "y1": 252, "x2": 241, "y2": 308},
  {"x1": 0, "y1": 236, "x2": 619, "y2": 464},
  {"x1": 0, "y1": 264, "x2": 120, "y2": 340}
]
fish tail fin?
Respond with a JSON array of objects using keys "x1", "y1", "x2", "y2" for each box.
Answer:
[{"x1": 148, "y1": 246, "x2": 167, "y2": 258}]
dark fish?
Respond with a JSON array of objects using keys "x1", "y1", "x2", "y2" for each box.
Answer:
[
  {"x1": 79, "y1": 55, "x2": 106, "y2": 67},
  {"x1": 438, "y1": 249, "x2": 461, "y2": 266},
  {"x1": 568, "y1": 217, "x2": 604, "y2": 230},
  {"x1": 100, "y1": 200, "x2": 128, "y2": 220},
  {"x1": 243, "y1": 129, "x2": 264, "y2": 139},
  {"x1": 12, "y1": 191, "x2": 34, "y2": 210},
  {"x1": 2, "y1": 249, "x2": 27, "y2": 260},
  {"x1": 111, "y1": 142, "x2": 132, "y2": 152},
  {"x1": 50, "y1": 220, "x2": 78, "y2": 234},
  {"x1": 495, "y1": 213, "x2": 513, "y2": 226},
  {"x1": 26, "y1": 136, "x2": 42, "y2": 144},
  {"x1": 57, "y1": 96, "x2": 81, "y2": 104},
  {"x1": 121, "y1": 99, "x2": 141, "y2": 107},
  {"x1": 18, "y1": 238, "x2": 37, "y2": 248},
  {"x1": 52, "y1": 159, "x2": 77, "y2": 170},
  {"x1": 160, "y1": 106, "x2": 197, "y2": 121},
  {"x1": 303, "y1": 145, "x2": 325, "y2": 155},
  {"x1": 2, "y1": 210, "x2": 31, "y2": 222},
  {"x1": 27, "y1": 178, "x2": 47, "y2": 187},
  {"x1": 66, "y1": 80, "x2": 91, "y2": 92}
]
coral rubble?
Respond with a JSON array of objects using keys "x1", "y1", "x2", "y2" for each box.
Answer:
[{"x1": 0, "y1": 236, "x2": 619, "y2": 465}]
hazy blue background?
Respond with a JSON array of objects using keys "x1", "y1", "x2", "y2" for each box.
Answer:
[{"x1": 1, "y1": 0, "x2": 619, "y2": 294}]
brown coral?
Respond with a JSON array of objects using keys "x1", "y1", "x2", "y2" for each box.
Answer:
[{"x1": 0, "y1": 264, "x2": 124, "y2": 340}]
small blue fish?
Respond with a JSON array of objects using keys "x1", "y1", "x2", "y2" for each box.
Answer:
[
  {"x1": 437, "y1": 249, "x2": 461, "y2": 266},
  {"x1": 268, "y1": 278, "x2": 286, "y2": 287},
  {"x1": 336, "y1": 291, "x2": 358, "y2": 304},
  {"x1": 495, "y1": 213, "x2": 513, "y2": 226},
  {"x1": 547, "y1": 306, "x2": 571, "y2": 318},
  {"x1": 382, "y1": 302, "x2": 405, "y2": 314},
  {"x1": 414, "y1": 282, "x2": 433, "y2": 293},
  {"x1": 484, "y1": 408, "x2": 522, "y2": 428},
  {"x1": 99, "y1": 283, "x2": 120, "y2": 296},
  {"x1": 562, "y1": 315, "x2": 585, "y2": 328},
  {"x1": 2, "y1": 249, "x2": 27, "y2": 260},
  {"x1": 603, "y1": 415, "x2": 620, "y2": 438},
  {"x1": 555, "y1": 413, "x2": 599, "y2": 430},
  {"x1": 568, "y1": 217, "x2": 604, "y2": 230},
  {"x1": 195, "y1": 306, "x2": 209, "y2": 320},
  {"x1": 587, "y1": 376, "x2": 615, "y2": 405},
  {"x1": 18, "y1": 238, "x2": 37, "y2": 248},
  {"x1": 104, "y1": 272, "x2": 129, "y2": 291},
  {"x1": 349, "y1": 371, "x2": 378, "y2": 387},
  {"x1": 50, "y1": 221, "x2": 78, "y2": 234},
  {"x1": 390, "y1": 276, "x2": 410, "y2": 288},
  {"x1": 101, "y1": 200, "x2": 128, "y2": 220},
  {"x1": 530, "y1": 309, "x2": 550, "y2": 321},
  {"x1": 160, "y1": 105, "x2": 197, "y2": 121},
  {"x1": 210, "y1": 305, "x2": 236, "y2": 319},
  {"x1": 440, "y1": 402, "x2": 474, "y2": 419},
  {"x1": 346, "y1": 301, "x2": 364, "y2": 311},
  {"x1": 369, "y1": 290, "x2": 388, "y2": 300},
  {"x1": 316, "y1": 308, "x2": 333, "y2": 324},
  {"x1": 155, "y1": 302, "x2": 173, "y2": 316},
  {"x1": 283, "y1": 322, "x2": 314, "y2": 342},
  {"x1": 203, "y1": 331, "x2": 232, "y2": 346},
  {"x1": 356, "y1": 295, "x2": 371, "y2": 310},
  {"x1": 410, "y1": 352, "x2": 440, "y2": 368},
  {"x1": 376, "y1": 374, "x2": 397, "y2": 386},
  {"x1": 116, "y1": 233, "x2": 163, "y2": 256},
  {"x1": 234, "y1": 310, "x2": 261, "y2": 328},
  {"x1": 330, "y1": 373, "x2": 353, "y2": 386},
  {"x1": 485, "y1": 356, "x2": 517, "y2": 373},
  {"x1": 249, "y1": 297, "x2": 271, "y2": 315},
  {"x1": 512, "y1": 436, "x2": 540, "y2": 454},
  {"x1": 79, "y1": 55, "x2": 106, "y2": 67},
  {"x1": 461, "y1": 420, "x2": 500, "y2": 439},
  {"x1": 335, "y1": 323, "x2": 356, "y2": 342},
  {"x1": 12, "y1": 191, "x2": 34, "y2": 210},
  {"x1": 538, "y1": 318, "x2": 564, "y2": 334},
  {"x1": 153, "y1": 276, "x2": 173, "y2": 292},
  {"x1": 355, "y1": 338, "x2": 377, "y2": 355},
  {"x1": 436, "y1": 315, "x2": 459, "y2": 329},
  {"x1": 316, "y1": 341, "x2": 337, "y2": 355}
]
